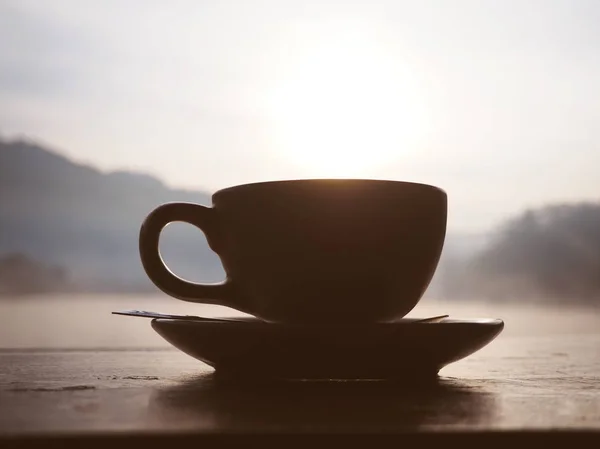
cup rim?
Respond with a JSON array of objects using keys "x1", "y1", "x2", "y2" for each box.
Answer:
[{"x1": 213, "y1": 178, "x2": 446, "y2": 200}]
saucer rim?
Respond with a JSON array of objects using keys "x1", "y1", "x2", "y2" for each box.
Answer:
[{"x1": 152, "y1": 317, "x2": 504, "y2": 328}]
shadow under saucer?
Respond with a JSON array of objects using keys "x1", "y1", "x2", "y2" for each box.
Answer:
[{"x1": 145, "y1": 373, "x2": 499, "y2": 433}]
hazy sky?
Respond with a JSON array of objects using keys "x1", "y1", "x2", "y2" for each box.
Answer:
[{"x1": 1, "y1": 0, "x2": 599, "y2": 231}]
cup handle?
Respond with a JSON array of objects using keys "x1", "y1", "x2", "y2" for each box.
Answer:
[{"x1": 139, "y1": 202, "x2": 234, "y2": 307}]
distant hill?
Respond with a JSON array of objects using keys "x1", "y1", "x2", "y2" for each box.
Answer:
[
  {"x1": 0, "y1": 137, "x2": 224, "y2": 292},
  {"x1": 439, "y1": 202, "x2": 600, "y2": 302},
  {"x1": 0, "y1": 252, "x2": 71, "y2": 295}
]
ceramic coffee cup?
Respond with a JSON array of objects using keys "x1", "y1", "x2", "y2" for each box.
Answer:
[{"x1": 139, "y1": 179, "x2": 447, "y2": 324}]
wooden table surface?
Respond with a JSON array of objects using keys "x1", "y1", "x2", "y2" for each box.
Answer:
[
  {"x1": 1, "y1": 332, "x2": 599, "y2": 436},
  {"x1": 2, "y1": 298, "x2": 600, "y2": 447}
]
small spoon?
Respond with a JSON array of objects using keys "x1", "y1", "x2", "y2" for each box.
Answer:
[
  {"x1": 411, "y1": 314, "x2": 449, "y2": 323},
  {"x1": 111, "y1": 310, "x2": 252, "y2": 322}
]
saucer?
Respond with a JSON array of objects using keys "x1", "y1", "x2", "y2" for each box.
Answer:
[{"x1": 151, "y1": 317, "x2": 504, "y2": 380}]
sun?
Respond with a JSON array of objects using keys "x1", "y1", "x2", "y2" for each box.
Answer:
[{"x1": 266, "y1": 20, "x2": 428, "y2": 178}]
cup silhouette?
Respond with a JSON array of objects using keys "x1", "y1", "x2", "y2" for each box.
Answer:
[{"x1": 139, "y1": 179, "x2": 447, "y2": 323}]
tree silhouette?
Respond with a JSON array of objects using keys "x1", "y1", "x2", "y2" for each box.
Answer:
[{"x1": 447, "y1": 202, "x2": 600, "y2": 301}]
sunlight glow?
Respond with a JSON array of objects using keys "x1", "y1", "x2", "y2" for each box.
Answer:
[{"x1": 267, "y1": 20, "x2": 429, "y2": 177}]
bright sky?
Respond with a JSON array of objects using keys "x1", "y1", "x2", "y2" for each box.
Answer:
[{"x1": 1, "y1": 0, "x2": 599, "y2": 231}]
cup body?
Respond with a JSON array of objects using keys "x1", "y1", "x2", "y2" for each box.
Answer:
[{"x1": 204, "y1": 179, "x2": 447, "y2": 323}]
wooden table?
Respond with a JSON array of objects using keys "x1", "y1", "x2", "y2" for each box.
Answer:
[{"x1": 1, "y1": 330, "x2": 599, "y2": 446}]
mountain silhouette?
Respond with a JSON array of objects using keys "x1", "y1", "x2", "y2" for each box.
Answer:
[
  {"x1": 445, "y1": 202, "x2": 600, "y2": 302},
  {"x1": 0, "y1": 137, "x2": 224, "y2": 292}
]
